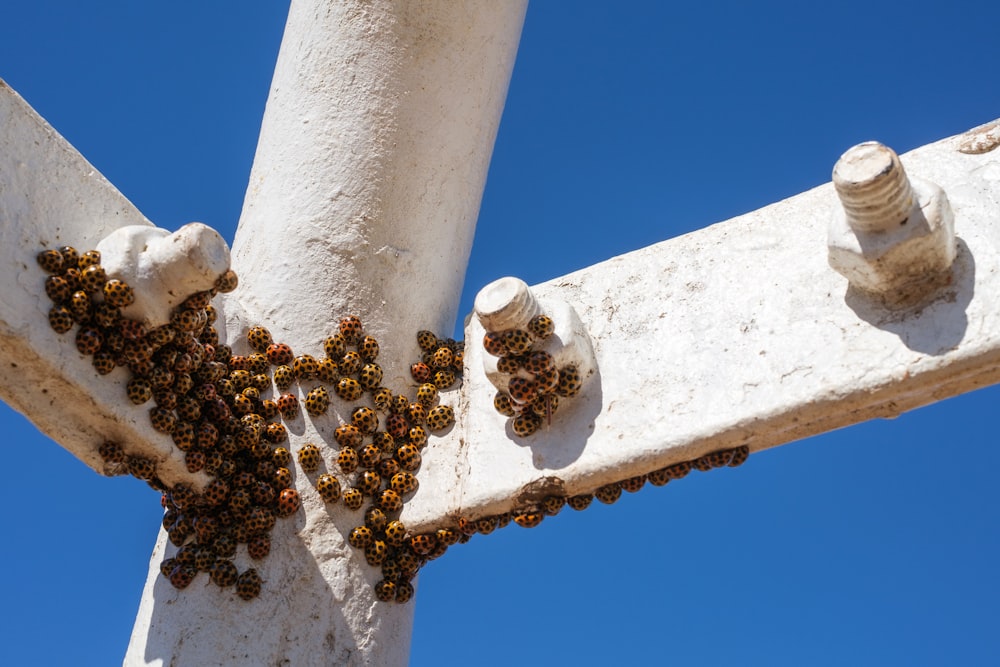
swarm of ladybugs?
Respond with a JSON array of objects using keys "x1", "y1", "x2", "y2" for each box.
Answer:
[
  {"x1": 484, "y1": 313, "x2": 583, "y2": 437},
  {"x1": 36, "y1": 243, "x2": 753, "y2": 605}
]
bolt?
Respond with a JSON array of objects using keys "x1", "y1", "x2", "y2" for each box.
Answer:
[
  {"x1": 833, "y1": 142, "x2": 914, "y2": 233},
  {"x1": 473, "y1": 276, "x2": 541, "y2": 332},
  {"x1": 828, "y1": 141, "x2": 956, "y2": 306}
]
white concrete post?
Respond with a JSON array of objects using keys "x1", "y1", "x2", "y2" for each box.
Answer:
[{"x1": 126, "y1": 1, "x2": 527, "y2": 665}]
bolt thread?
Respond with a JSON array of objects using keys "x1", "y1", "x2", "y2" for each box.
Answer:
[
  {"x1": 474, "y1": 276, "x2": 541, "y2": 332},
  {"x1": 833, "y1": 141, "x2": 914, "y2": 233}
]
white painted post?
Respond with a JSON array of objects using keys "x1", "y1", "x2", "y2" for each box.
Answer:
[{"x1": 126, "y1": 1, "x2": 527, "y2": 665}]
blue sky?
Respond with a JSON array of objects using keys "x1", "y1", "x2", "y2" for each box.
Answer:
[{"x1": 2, "y1": 2, "x2": 1000, "y2": 665}]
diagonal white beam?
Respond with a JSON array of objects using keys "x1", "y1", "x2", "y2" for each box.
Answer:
[
  {"x1": 401, "y1": 119, "x2": 1000, "y2": 532},
  {"x1": 0, "y1": 80, "x2": 208, "y2": 489}
]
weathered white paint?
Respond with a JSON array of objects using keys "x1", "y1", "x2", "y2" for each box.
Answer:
[
  {"x1": 97, "y1": 223, "x2": 231, "y2": 327},
  {"x1": 400, "y1": 121, "x2": 1000, "y2": 533},
  {"x1": 829, "y1": 141, "x2": 956, "y2": 306},
  {"x1": 127, "y1": 1, "x2": 527, "y2": 665},
  {"x1": 0, "y1": 80, "x2": 209, "y2": 490}
]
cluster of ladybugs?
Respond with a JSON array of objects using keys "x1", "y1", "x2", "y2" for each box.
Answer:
[
  {"x1": 36, "y1": 243, "x2": 753, "y2": 604},
  {"x1": 453, "y1": 444, "x2": 750, "y2": 533},
  {"x1": 36, "y1": 244, "x2": 468, "y2": 603},
  {"x1": 483, "y1": 313, "x2": 583, "y2": 436}
]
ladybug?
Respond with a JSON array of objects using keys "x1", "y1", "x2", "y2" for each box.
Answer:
[
  {"x1": 475, "y1": 516, "x2": 498, "y2": 535},
  {"x1": 317, "y1": 358, "x2": 339, "y2": 384},
  {"x1": 67, "y1": 291, "x2": 91, "y2": 323},
  {"x1": 377, "y1": 488, "x2": 403, "y2": 513},
  {"x1": 456, "y1": 517, "x2": 477, "y2": 537},
  {"x1": 171, "y1": 421, "x2": 195, "y2": 451},
  {"x1": 541, "y1": 495, "x2": 565, "y2": 516},
  {"x1": 79, "y1": 264, "x2": 107, "y2": 293},
  {"x1": 482, "y1": 331, "x2": 507, "y2": 357},
  {"x1": 193, "y1": 546, "x2": 216, "y2": 572},
  {"x1": 275, "y1": 393, "x2": 299, "y2": 420},
  {"x1": 390, "y1": 394, "x2": 410, "y2": 415},
  {"x1": 358, "y1": 363, "x2": 383, "y2": 390},
  {"x1": 340, "y1": 350, "x2": 363, "y2": 375},
  {"x1": 409, "y1": 533, "x2": 437, "y2": 556},
  {"x1": 298, "y1": 443, "x2": 322, "y2": 472},
  {"x1": 269, "y1": 365, "x2": 292, "y2": 391},
  {"x1": 535, "y1": 367, "x2": 560, "y2": 395},
  {"x1": 410, "y1": 362, "x2": 432, "y2": 384},
  {"x1": 92, "y1": 302, "x2": 120, "y2": 328},
  {"x1": 44, "y1": 274, "x2": 71, "y2": 303},
  {"x1": 351, "y1": 406, "x2": 379, "y2": 433},
  {"x1": 247, "y1": 534, "x2": 271, "y2": 561},
  {"x1": 209, "y1": 559, "x2": 238, "y2": 588},
  {"x1": 214, "y1": 269, "x2": 239, "y2": 293},
  {"x1": 265, "y1": 342, "x2": 293, "y2": 366},
  {"x1": 406, "y1": 403, "x2": 427, "y2": 425},
  {"x1": 235, "y1": 568, "x2": 262, "y2": 600},
  {"x1": 259, "y1": 398, "x2": 279, "y2": 420},
  {"x1": 203, "y1": 478, "x2": 231, "y2": 507},
  {"x1": 432, "y1": 369, "x2": 456, "y2": 390},
  {"x1": 292, "y1": 354, "x2": 319, "y2": 379},
  {"x1": 77, "y1": 249, "x2": 101, "y2": 269},
  {"x1": 431, "y1": 346, "x2": 454, "y2": 369},
  {"x1": 168, "y1": 564, "x2": 198, "y2": 590},
  {"x1": 316, "y1": 474, "x2": 342, "y2": 503},
  {"x1": 159, "y1": 557, "x2": 178, "y2": 579},
  {"x1": 245, "y1": 506, "x2": 276, "y2": 533},
  {"x1": 425, "y1": 405, "x2": 454, "y2": 432},
  {"x1": 229, "y1": 369, "x2": 252, "y2": 391},
  {"x1": 98, "y1": 441, "x2": 125, "y2": 465},
  {"x1": 36, "y1": 249, "x2": 65, "y2": 274},
  {"x1": 527, "y1": 313, "x2": 555, "y2": 339},
  {"x1": 342, "y1": 488, "x2": 364, "y2": 510},
  {"x1": 277, "y1": 488, "x2": 301, "y2": 516},
  {"x1": 372, "y1": 387, "x2": 393, "y2": 412},
  {"x1": 556, "y1": 365, "x2": 583, "y2": 397},
  {"x1": 390, "y1": 471, "x2": 418, "y2": 495},
  {"x1": 507, "y1": 377, "x2": 537, "y2": 404},
  {"x1": 337, "y1": 447, "x2": 360, "y2": 474},
  {"x1": 407, "y1": 425, "x2": 428, "y2": 449},
  {"x1": 665, "y1": 461, "x2": 692, "y2": 480},
  {"x1": 415, "y1": 383, "x2": 439, "y2": 407},
  {"x1": 336, "y1": 377, "x2": 363, "y2": 401},
  {"x1": 371, "y1": 431, "x2": 395, "y2": 454},
  {"x1": 271, "y1": 466, "x2": 292, "y2": 489},
  {"x1": 323, "y1": 333, "x2": 347, "y2": 358},
  {"x1": 647, "y1": 468, "x2": 673, "y2": 487},
  {"x1": 728, "y1": 445, "x2": 750, "y2": 467},
  {"x1": 182, "y1": 290, "x2": 212, "y2": 310},
  {"x1": 212, "y1": 534, "x2": 238, "y2": 559},
  {"x1": 58, "y1": 245, "x2": 80, "y2": 268},
  {"x1": 265, "y1": 422, "x2": 288, "y2": 444},
  {"x1": 91, "y1": 351, "x2": 117, "y2": 376},
  {"x1": 374, "y1": 579, "x2": 397, "y2": 602},
  {"x1": 359, "y1": 335, "x2": 380, "y2": 361},
  {"x1": 435, "y1": 528, "x2": 459, "y2": 546},
  {"x1": 102, "y1": 279, "x2": 135, "y2": 308},
  {"x1": 338, "y1": 315, "x2": 364, "y2": 343},
  {"x1": 357, "y1": 470, "x2": 382, "y2": 495},
  {"x1": 149, "y1": 406, "x2": 177, "y2": 434},
  {"x1": 334, "y1": 424, "x2": 363, "y2": 449},
  {"x1": 493, "y1": 391, "x2": 516, "y2": 417},
  {"x1": 246, "y1": 326, "x2": 272, "y2": 352},
  {"x1": 304, "y1": 386, "x2": 330, "y2": 416},
  {"x1": 171, "y1": 308, "x2": 205, "y2": 334},
  {"x1": 501, "y1": 329, "x2": 532, "y2": 355},
  {"x1": 365, "y1": 507, "x2": 389, "y2": 532},
  {"x1": 416, "y1": 330, "x2": 439, "y2": 353},
  {"x1": 594, "y1": 483, "x2": 622, "y2": 505},
  {"x1": 620, "y1": 475, "x2": 647, "y2": 493},
  {"x1": 524, "y1": 350, "x2": 555, "y2": 375},
  {"x1": 513, "y1": 511, "x2": 543, "y2": 528},
  {"x1": 395, "y1": 444, "x2": 421, "y2": 472},
  {"x1": 247, "y1": 353, "x2": 269, "y2": 375},
  {"x1": 395, "y1": 580, "x2": 415, "y2": 604},
  {"x1": 511, "y1": 412, "x2": 541, "y2": 438},
  {"x1": 359, "y1": 444, "x2": 382, "y2": 470},
  {"x1": 348, "y1": 525, "x2": 374, "y2": 549},
  {"x1": 496, "y1": 355, "x2": 521, "y2": 374},
  {"x1": 252, "y1": 480, "x2": 277, "y2": 506},
  {"x1": 75, "y1": 327, "x2": 103, "y2": 355},
  {"x1": 383, "y1": 520, "x2": 407, "y2": 547},
  {"x1": 364, "y1": 539, "x2": 388, "y2": 567}
]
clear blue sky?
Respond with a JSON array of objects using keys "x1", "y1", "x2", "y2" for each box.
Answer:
[{"x1": 2, "y1": 2, "x2": 1000, "y2": 665}]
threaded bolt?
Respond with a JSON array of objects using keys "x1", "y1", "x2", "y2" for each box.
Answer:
[
  {"x1": 832, "y1": 141, "x2": 915, "y2": 233},
  {"x1": 474, "y1": 277, "x2": 542, "y2": 332}
]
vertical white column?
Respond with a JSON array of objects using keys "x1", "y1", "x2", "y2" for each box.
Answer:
[{"x1": 126, "y1": 1, "x2": 526, "y2": 665}]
